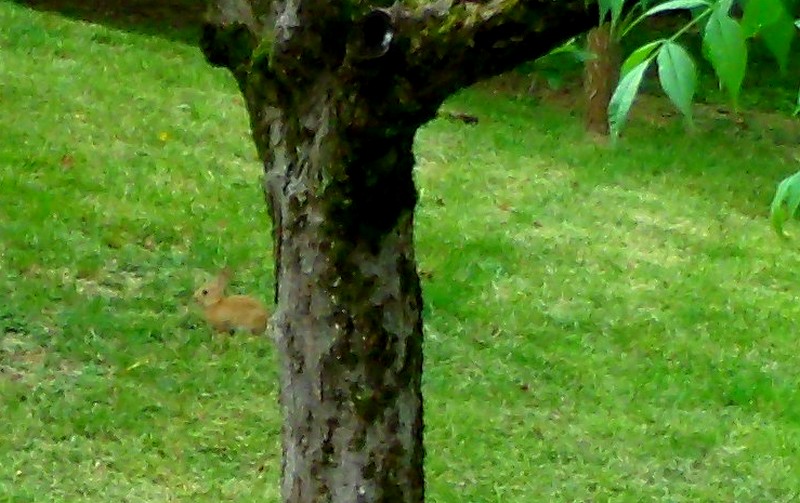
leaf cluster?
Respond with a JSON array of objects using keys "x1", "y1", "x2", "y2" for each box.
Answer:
[{"x1": 605, "y1": 0, "x2": 799, "y2": 139}]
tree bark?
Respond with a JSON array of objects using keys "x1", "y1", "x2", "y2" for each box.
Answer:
[
  {"x1": 200, "y1": 1, "x2": 597, "y2": 501},
  {"x1": 584, "y1": 23, "x2": 620, "y2": 135},
  {"x1": 260, "y1": 99, "x2": 427, "y2": 502}
]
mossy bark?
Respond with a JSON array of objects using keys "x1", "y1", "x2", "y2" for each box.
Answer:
[{"x1": 201, "y1": 1, "x2": 596, "y2": 501}]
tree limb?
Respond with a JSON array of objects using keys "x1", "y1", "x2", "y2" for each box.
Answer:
[
  {"x1": 202, "y1": 0, "x2": 598, "y2": 109},
  {"x1": 200, "y1": 0, "x2": 263, "y2": 82},
  {"x1": 387, "y1": 0, "x2": 598, "y2": 104}
]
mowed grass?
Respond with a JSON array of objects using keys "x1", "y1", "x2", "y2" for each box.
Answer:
[{"x1": 2, "y1": 3, "x2": 800, "y2": 501}]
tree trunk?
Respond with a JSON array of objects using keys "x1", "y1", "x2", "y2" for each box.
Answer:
[
  {"x1": 200, "y1": 1, "x2": 597, "y2": 501},
  {"x1": 584, "y1": 23, "x2": 620, "y2": 135},
  {"x1": 259, "y1": 100, "x2": 425, "y2": 502}
]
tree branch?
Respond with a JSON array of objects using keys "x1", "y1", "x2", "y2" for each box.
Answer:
[
  {"x1": 200, "y1": 0, "x2": 262, "y2": 80},
  {"x1": 388, "y1": 0, "x2": 598, "y2": 104},
  {"x1": 202, "y1": 0, "x2": 598, "y2": 113}
]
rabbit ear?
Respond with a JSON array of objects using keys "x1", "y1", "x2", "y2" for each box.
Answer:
[{"x1": 216, "y1": 267, "x2": 232, "y2": 287}]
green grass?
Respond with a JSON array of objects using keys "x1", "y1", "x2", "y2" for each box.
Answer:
[{"x1": 2, "y1": 3, "x2": 800, "y2": 501}]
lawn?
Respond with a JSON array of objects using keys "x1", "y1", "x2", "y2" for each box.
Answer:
[{"x1": 1, "y1": 2, "x2": 800, "y2": 501}]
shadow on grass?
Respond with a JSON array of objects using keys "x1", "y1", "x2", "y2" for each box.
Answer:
[{"x1": 13, "y1": 0, "x2": 202, "y2": 45}]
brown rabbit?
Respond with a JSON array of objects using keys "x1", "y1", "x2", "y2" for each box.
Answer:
[{"x1": 193, "y1": 268, "x2": 269, "y2": 335}]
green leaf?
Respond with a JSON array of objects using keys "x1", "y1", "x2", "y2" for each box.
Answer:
[
  {"x1": 794, "y1": 87, "x2": 800, "y2": 116},
  {"x1": 547, "y1": 37, "x2": 578, "y2": 55},
  {"x1": 598, "y1": 0, "x2": 624, "y2": 25},
  {"x1": 643, "y1": 0, "x2": 710, "y2": 16},
  {"x1": 761, "y1": 12, "x2": 795, "y2": 73},
  {"x1": 621, "y1": 40, "x2": 663, "y2": 76},
  {"x1": 715, "y1": 0, "x2": 735, "y2": 15},
  {"x1": 598, "y1": 0, "x2": 612, "y2": 23},
  {"x1": 609, "y1": 60, "x2": 651, "y2": 140},
  {"x1": 609, "y1": 0, "x2": 625, "y2": 28},
  {"x1": 703, "y1": 11, "x2": 747, "y2": 105},
  {"x1": 770, "y1": 171, "x2": 800, "y2": 236},
  {"x1": 656, "y1": 41, "x2": 696, "y2": 125},
  {"x1": 740, "y1": 0, "x2": 794, "y2": 72},
  {"x1": 796, "y1": 19, "x2": 800, "y2": 29},
  {"x1": 545, "y1": 37, "x2": 595, "y2": 62},
  {"x1": 741, "y1": 0, "x2": 783, "y2": 37}
]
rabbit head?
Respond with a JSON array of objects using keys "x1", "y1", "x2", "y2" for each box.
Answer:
[{"x1": 193, "y1": 268, "x2": 231, "y2": 307}]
